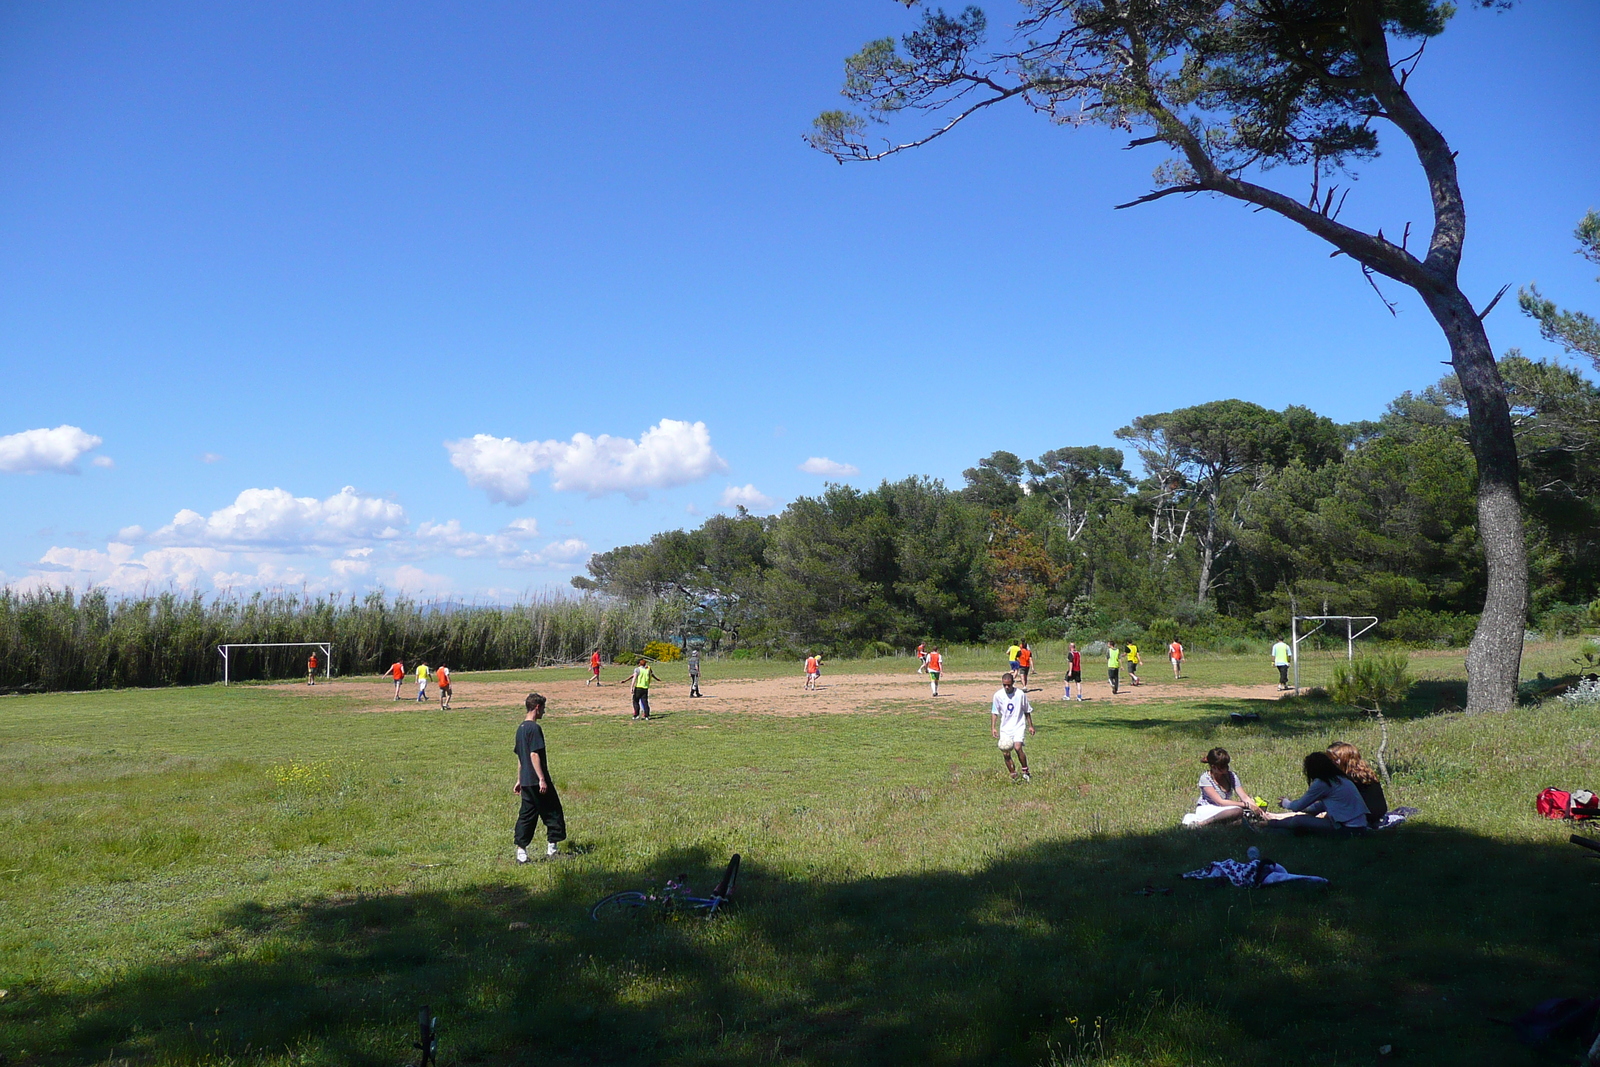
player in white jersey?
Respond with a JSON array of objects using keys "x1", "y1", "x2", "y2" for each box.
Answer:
[{"x1": 990, "y1": 672, "x2": 1036, "y2": 781}]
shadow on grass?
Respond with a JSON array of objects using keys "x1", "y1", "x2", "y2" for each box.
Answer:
[
  {"x1": 1072, "y1": 687, "x2": 1475, "y2": 741},
  {"x1": 9, "y1": 829, "x2": 1600, "y2": 1067}
]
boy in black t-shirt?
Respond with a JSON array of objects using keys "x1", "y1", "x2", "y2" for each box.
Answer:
[{"x1": 512, "y1": 692, "x2": 566, "y2": 863}]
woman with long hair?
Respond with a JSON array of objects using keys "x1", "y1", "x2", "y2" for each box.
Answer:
[
  {"x1": 1328, "y1": 741, "x2": 1388, "y2": 828},
  {"x1": 1182, "y1": 747, "x2": 1266, "y2": 826},
  {"x1": 1270, "y1": 751, "x2": 1371, "y2": 834}
]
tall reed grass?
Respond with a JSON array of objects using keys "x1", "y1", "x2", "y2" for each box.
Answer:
[{"x1": 0, "y1": 588, "x2": 655, "y2": 692}]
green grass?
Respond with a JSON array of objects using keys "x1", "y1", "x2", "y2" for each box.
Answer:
[{"x1": 3, "y1": 642, "x2": 1599, "y2": 1065}]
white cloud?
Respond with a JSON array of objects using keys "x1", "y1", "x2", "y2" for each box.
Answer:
[
  {"x1": 0, "y1": 425, "x2": 104, "y2": 473},
  {"x1": 91, "y1": 455, "x2": 115, "y2": 469},
  {"x1": 799, "y1": 456, "x2": 859, "y2": 477},
  {"x1": 408, "y1": 516, "x2": 546, "y2": 560},
  {"x1": 24, "y1": 543, "x2": 231, "y2": 594},
  {"x1": 389, "y1": 565, "x2": 453, "y2": 596},
  {"x1": 719, "y1": 484, "x2": 777, "y2": 512},
  {"x1": 148, "y1": 486, "x2": 406, "y2": 549},
  {"x1": 501, "y1": 538, "x2": 591, "y2": 570},
  {"x1": 201, "y1": 452, "x2": 223, "y2": 464},
  {"x1": 445, "y1": 419, "x2": 727, "y2": 503},
  {"x1": 330, "y1": 558, "x2": 371, "y2": 577},
  {"x1": 500, "y1": 516, "x2": 540, "y2": 538}
]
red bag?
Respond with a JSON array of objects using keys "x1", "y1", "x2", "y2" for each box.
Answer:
[
  {"x1": 1573, "y1": 790, "x2": 1600, "y2": 820},
  {"x1": 1538, "y1": 788, "x2": 1573, "y2": 819}
]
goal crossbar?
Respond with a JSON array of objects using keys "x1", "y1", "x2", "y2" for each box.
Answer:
[
  {"x1": 218, "y1": 642, "x2": 332, "y2": 686},
  {"x1": 1290, "y1": 616, "x2": 1378, "y2": 695}
]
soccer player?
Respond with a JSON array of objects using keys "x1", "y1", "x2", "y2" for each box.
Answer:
[
  {"x1": 991, "y1": 672, "x2": 1035, "y2": 781},
  {"x1": 1064, "y1": 642, "x2": 1083, "y2": 701},
  {"x1": 629, "y1": 658, "x2": 656, "y2": 720},
  {"x1": 388, "y1": 659, "x2": 405, "y2": 700},
  {"x1": 804, "y1": 653, "x2": 820, "y2": 690},
  {"x1": 688, "y1": 647, "x2": 701, "y2": 697},
  {"x1": 1169, "y1": 639, "x2": 1184, "y2": 678},
  {"x1": 1017, "y1": 641, "x2": 1033, "y2": 688},
  {"x1": 927, "y1": 648, "x2": 943, "y2": 696},
  {"x1": 437, "y1": 664, "x2": 452, "y2": 709},
  {"x1": 416, "y1": 662, "x2": 430, "y2": 702},
  {"x1": 307, "y1": 651, "x2": 318, "y2": 686},
  {"x1": 916, "y1": 642, "x2": 928, "y2": 674},
  {"x1": 1106, "y1": 642, "x2": 1121, "y2": 695},
  {"x1": 1007, "y1": 641, "x2": 1023, "y2": 676},
  {"x1": 512, "y1": 692, "x2": 566, "y2": 862},
  {"x1": 1125, "y1": 642, "x2": 1141, "y2": 686},
  {"x1": 1272, "y1": 638, "x2": 1292, "y2": 690},
  {"x1": 588, "y1": 649, "x2": 602, "y2": 686}
]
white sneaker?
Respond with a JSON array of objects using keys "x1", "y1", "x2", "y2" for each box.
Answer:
[
  {"x1": 515, "y1": 846, "x2": 529, "y2": 864},
  {"x1": 546, "y1": 842, "x2": 559, "y2": 857}
]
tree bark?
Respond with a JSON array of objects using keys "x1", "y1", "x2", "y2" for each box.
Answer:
[{"x1": 1419, "y1": 287, "x2": 1527, "y2": 712}]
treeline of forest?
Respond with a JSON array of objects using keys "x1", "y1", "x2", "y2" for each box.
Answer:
[
  {"x1": 0, "y1": 589, "x2": 657, "y2": 693},
  {"x1": 576, "y1": 356, "x2": 1600, "y2": 656}
]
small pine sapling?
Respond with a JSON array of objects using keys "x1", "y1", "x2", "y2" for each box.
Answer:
[{"x1": 1329, "y1": 653, "x2": 1414, "y2": 784}]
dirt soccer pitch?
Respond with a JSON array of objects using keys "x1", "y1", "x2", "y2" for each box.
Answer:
[{"x1": 3, "y1": 642, "x2": 1599, "y2": 1066}]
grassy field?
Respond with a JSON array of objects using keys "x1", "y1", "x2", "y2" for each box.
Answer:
[{"x1": 3, "y1": 642, "x2": 1599, "y2": 1066}]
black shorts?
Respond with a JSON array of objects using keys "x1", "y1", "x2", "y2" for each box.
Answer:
[{"x1": 1067, "y1": 671, "x2": 1081, "y2": 682}]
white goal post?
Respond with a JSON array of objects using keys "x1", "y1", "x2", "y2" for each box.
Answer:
[
  {"x1": 218, "y1": 642, "x2": 333, "y2": 686},
  {"x1": 1291, "y1": 616, "x2": 1378, "y2": 695}
]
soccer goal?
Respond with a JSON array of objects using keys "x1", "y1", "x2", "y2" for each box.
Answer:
[
  {"x1": 1290, "y1": 616, "x2": 1378, "y2": 695},
  {"x1": 217, "y1": 642, "x2": 333, "y2": 686}
]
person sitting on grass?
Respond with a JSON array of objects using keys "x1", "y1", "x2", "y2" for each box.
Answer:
[
  {"x1": 1327, "y1": 741, "x2": 1388, "y2": 828},
  {"x1": 1183, "y1": 747, "x2": 1265, "y2": 826},
  {"x1": 1268, "y1": 751, "x2": 1371, "y2": 834}
]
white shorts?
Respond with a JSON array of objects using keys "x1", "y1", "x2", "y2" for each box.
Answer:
[
  {"x1": 1182, "y1": 804, "x2": 1235, "y2": 826},
  {"x1": 998, "y1": 728, "x2": 1026, "y2": 749}
]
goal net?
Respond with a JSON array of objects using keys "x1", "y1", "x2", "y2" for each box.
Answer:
[
  {"x1": 217, "y1": 642, "x2": 333, "y2": 686},
  {"x1": 1290, "y1": 616, "x2": 1378, "y2": 695}
]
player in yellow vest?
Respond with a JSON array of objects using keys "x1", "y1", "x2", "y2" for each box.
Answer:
[
  {"x1": 1125, "y1": 642, "x2": 1141, "y2": 686},
  {"x1": 1106, "y1": 642, "x2": 1121, "y2": 695},
  {"x1": 416, "y1": 663, "x2": 429, "y2": 702}
]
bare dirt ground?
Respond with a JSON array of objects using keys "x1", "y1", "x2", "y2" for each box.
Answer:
[{"x1": 272, "y1": 671, "x2": 1289, "y2": 717}]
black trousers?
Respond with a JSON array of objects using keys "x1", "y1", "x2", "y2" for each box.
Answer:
[
  {"x1": 1277, "y1": 664, "x2": 1290, "y2": 685},
  {"x1": 631, "y1": 686, "x2": 651, "y2": 717},
  {"x1": 514, "y1": 783, "x2": 566, "y2": 846}
]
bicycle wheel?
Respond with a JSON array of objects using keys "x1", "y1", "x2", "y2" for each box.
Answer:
[
  {"x1": 590, "y1": 891, "x2": 652, "y2": 922},
  {"x1": 711, "y1": 853, "x2": 741, "y2": 901}
]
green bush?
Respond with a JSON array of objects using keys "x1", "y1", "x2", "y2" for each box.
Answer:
[
  {"x1": 1536, "y1": 602, "x2": 1591, "y2": 637},
  {"x1": 1383, "y1": 609, "x2": 1479, "y2": 647}
]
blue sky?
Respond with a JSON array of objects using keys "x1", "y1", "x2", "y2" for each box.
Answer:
[{"x1": 1, "y1": 1, "x2": 1595, "y2": 600}]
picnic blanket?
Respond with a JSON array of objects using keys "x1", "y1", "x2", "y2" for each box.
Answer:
[{"x1": 1182, "y1": 851, "x2": 1328, "y2": 888}]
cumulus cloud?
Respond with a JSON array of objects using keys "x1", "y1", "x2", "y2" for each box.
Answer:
[
  {"x1": 147, "y1": 486, "x2": 406, "y2": 549},
  {"x1": 445, "y1": 419, "x2": 727, "y2": 503},
  {"x1": 719, "y1": 484, "x2": 777, "y2": 512},
  {"x1": 405, "y1": 516, "x2": 545, "y2": 560},
  {"x1": 24, "y1": 543, "x2": 231, "y2": 594},
  {"x1": 91, "y1": 456, "x2": 115, "y2": 469},
  {"x1": 0, "y1": 425, "x2": 105, "y2": 473},
  {"x1": 501, "y1": 538, "x2": 591, "y2": 570},
  {"x1": 389, "y1": 565, "x2": 453, "y2": 596},
  {"x1": 799, "y1": 456, "x2": 859, "y2": 477}
]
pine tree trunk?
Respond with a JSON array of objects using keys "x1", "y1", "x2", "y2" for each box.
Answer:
[{"x1": 1422, "y1": 287, "x2": 1527, "y2": 713}]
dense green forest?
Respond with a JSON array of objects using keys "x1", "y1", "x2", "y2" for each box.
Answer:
[{"x1": 575, "y1": 357, "x2": 1600, "y2": 655}]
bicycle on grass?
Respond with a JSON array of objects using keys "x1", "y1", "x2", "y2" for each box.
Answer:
[{"x1": 590, "y1": 853, "x2": 740, "y2": 921}]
